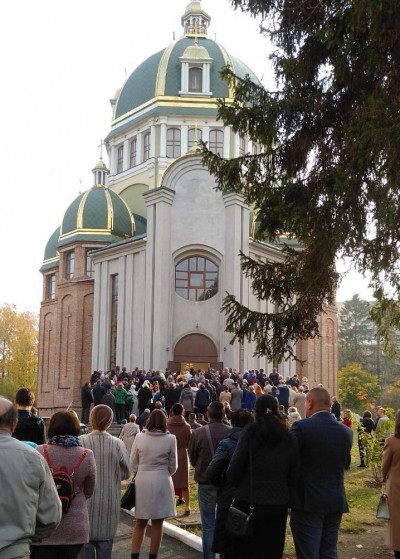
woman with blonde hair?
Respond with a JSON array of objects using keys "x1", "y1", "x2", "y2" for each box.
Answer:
[
  {"x1": 130, "y1": 409, "x2": 177, "y2": 559},
  {"x1": 382, "y1": 410, "x2": 400, "y2": 558},
  {"x1": 80, "y1": 405, "x2": 130, "y2": 559},
  {"x1": 254, "y1": 384, "x2": 263, "y2": 398}
]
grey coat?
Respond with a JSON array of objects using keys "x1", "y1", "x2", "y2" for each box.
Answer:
[{"x1": 80, "y1": 431, "x2": 130, "y2": 540}]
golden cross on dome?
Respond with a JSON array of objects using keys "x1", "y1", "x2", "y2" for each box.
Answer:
[
  {"x1": 98, "y1": 139, "x2": 105, "y2": 160},
  {"x1": 193, "y1": 19, "x2": 200, "y2": 44}
]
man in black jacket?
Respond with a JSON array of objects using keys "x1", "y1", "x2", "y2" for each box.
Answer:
[
  {"x1": 12, "y1": 387, "x2": 45, "y2": 445},
  {"x1": 81, "y1": 382, "x2": 93, "y2": 423}
]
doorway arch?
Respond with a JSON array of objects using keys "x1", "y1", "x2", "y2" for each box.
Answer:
[{"x1": 172, "y1": 333, "x2": 220, "y2": 370}]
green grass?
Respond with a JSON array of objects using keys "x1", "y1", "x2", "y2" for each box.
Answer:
[{"x1": 181, "y1": 440, "x2": 384, "y2": 554}]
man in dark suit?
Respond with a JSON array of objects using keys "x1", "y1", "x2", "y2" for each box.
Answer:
[{"x1": 290, "y1": 387, "x2": 353, "y2": 559}]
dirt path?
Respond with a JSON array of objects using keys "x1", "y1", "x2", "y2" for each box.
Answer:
[{"x1": 337, "y1": 524, "x2": 392, "y2": 559}]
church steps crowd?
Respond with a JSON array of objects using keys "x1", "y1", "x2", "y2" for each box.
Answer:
[{"x1": 1, "y1": 367, "x2": 398, "y2": 559}]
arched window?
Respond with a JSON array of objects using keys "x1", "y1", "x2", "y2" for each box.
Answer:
[
  {"x1": 209, "y1": 129, "x2": 224, "y2": 155},
  {"x1": 166, "y1": 128, "x2": 181, "y2": 158},
  {"x1": 189, "y1": 67, "x2": 202, "y2": 92},
  {"x1": 175, "y1": 256, "x2": 218, "y2": 301},
  {"x1": 188, "y1": 128, "x2": 202, "y2": 151}
]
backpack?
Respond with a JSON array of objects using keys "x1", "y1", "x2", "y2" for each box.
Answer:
[{"x1": 42, "y1": 445, "x2": 88, "y2": 514}]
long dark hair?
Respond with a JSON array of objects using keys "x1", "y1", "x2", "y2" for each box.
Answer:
[
  {"x1": 146, "y1": 409, "x2": 167, "y2": 432},
  {"x1": 246, "y1": 395, "x2": 289, "y2": 446}
]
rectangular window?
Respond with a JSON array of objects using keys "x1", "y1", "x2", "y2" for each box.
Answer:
[
  {"x1": 166, "y1": 128, "x2": 181, "y2": 158},
  {"x1": 47, "y1": 274, "x2": 56, "y2": 300},
  {"x1": 66, "y1": 251, "x2": 75, "y2": 280},
  {"x1": 110, "y1": 274, "x2": 118, "y2": 370},
  {"x1": 130, "y1": 138, "x2": 137, "y2": 168},
  {"x1": 143, "y1": 132, "x2": 151, "y2": 161},
  {"x1": 86, "y1": 250, "x2": 94, "y2": 278},
  {"x1": 117, "y1": 145, "x2": 124, "y2": 173},
  {"x1": 188, "y1": 128, "x2": 202, "y2": 152},
  {"x1": 209, "y1": 129, "x2": 224, "y2": 155},
  {"x1": 189, "y1": 66, "x2": 202, "y2": 92}
]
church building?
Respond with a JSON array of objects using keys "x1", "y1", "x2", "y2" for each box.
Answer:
[{"x1": 37, "y1": 1, "x2": 338, "y2": 414}]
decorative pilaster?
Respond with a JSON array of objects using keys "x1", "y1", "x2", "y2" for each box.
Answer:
[
  {"x1": 143, "y1": 187, "x2": 176, "y2": 368},
  {"x1": 222, "y1": 192, "x2": 250, "y2": 369}
]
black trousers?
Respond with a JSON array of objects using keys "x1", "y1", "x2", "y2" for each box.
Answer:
[{"x1": 31, "y1": 544, "x2": 83, "y2": 559}]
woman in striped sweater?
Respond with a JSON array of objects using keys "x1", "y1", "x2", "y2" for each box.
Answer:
[{"x1": 80, "y1": 405, "x2": 131, "y2": 559}]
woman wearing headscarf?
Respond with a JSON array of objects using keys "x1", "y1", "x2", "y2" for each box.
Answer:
[
  {"x1": 79, "y1": 405, "x2": 131, "y2": 559},
  {"x1": 226, "y1": 395, "x2": 299, "y2": 559},
  {"x1": 130, "y1": 409, "x2": 177, "y2": 559}
]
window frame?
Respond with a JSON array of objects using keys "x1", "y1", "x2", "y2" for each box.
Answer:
[
  {"x1": 86, "y1": 250, "x2": 94, "y2": 278},
  {"x1": 188, "y1": 128, "x2": 202, "y2": 151},
  {"x1": 143, "y1": 132, "x2": 151, "y2": 162},
  {"x1": 209, "y1": 129, "x2": 224, "y2": 155},
  {"x1": 166, "y1": 127, "x2": 181, "y2": 158},
  {"x1": 47, "y1": 274, "x2": 56, "y2": 300},
  {"x1": 175, "y1": 256, "x2": 219, "y2": 302},
  {"x1": 66, "y1": 251, "x2": 75, "y2": 280},
  {"x1": 117, "y1": 145, "x2": 124, "y2": 173},
  {"x1": 189, "y1": 66, "x2": 203, "y2": 92},
  {"x1": 129, "y1": 138, "x2": 137, "y2": 168}
]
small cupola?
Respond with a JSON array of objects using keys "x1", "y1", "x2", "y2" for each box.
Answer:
[
  {"x1": 92, "y1": 158, "x2": 109, "y2": 187},
  {"x1": 181, "y1": 1, "x2": 211, "y2": 37}
]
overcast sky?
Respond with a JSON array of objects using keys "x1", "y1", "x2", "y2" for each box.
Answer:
[{"x1": 0, "y1": 0, "x2": 372, "y2": 315}]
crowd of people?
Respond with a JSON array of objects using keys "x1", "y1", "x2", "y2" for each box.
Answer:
[{"x1": 0, "y1": 367, "x2": 399, "y2": 559}]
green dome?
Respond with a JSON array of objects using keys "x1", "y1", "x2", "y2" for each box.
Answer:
[
  {"x1": 41, "y1": 227, "x2": 60, "y2": 271},
  {"x1": 58, "y1": 185, "x2": 135, "y2": 247},
  {"x1": 114, "y1": 36, "x2": 259, "y2": 121}
]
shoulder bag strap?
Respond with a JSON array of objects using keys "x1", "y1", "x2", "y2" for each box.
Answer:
[
  {"x1": 42, "y1": 444, "x2": 53, "y2": 472},
  {"x1": 205, "y1": 425, "x2": 215, "y2": 457},
  {"x1": 71, "y1": 448, "x2": 88, "y2": 477}
]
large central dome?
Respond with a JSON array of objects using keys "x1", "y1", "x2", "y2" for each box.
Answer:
[
  {"x1": 107, "y1": 0, "x2": 259, "y2": 141},
  {"x1": 114, "y1": 37, "x2": 258, "y2": 120}
]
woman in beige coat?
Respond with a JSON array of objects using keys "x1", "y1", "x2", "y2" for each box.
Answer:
[
  {"x1": 130, "y1": 409, "x2": 177, "y2": 559},
  {"x1": 382, "y1": 410, "x2": 400, "y2": 558}
]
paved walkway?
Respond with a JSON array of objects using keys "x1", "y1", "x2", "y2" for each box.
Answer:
[{"x1": 112, "y1": 509, "x2": 203, "y2": 558}]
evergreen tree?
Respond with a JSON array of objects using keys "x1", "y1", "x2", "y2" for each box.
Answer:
[
  {"x1": 203, "y1": 0, "x2": 400, "y2": 361},
  {"x1": 338, "y1": 295, "x2": 376, "y2": 371}
]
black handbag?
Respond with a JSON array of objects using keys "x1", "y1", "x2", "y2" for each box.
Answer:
[
  {"x1": 226, "y1": 445, "x2": 254, "y2": 538},
  {"x1": 121, "y1": 479, "x2": 136, "y2": 510},
  {"x1": 226, "y1": 503, "x2": 254, "y2": 537}
]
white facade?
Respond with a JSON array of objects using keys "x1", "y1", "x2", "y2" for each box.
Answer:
[{"x1": 91, "y1": 154, "x2": 297, "y2": 375}]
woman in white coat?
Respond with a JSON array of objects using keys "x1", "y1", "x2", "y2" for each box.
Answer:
[{"x1": 130, "y1": 409, "x2": 177, "y2": 559}]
